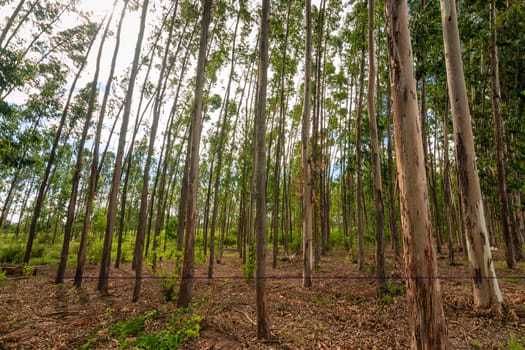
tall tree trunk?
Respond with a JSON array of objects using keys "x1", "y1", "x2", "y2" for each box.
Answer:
[
  {"x1": 385, "y1": 69, "x2": 401, "y2": 261},
  {"x1": 254, "y1": 0, "x2": 271, "y2": 339},
  {"x1": 312, "y1": 0, "x2": 326, "y2": 266},
  {"x1": 133, "y1": 2, "x2": 178, "y2": 302},
  {"x1": 177, "y1": 0, "x2": 212, "y2": 308},
  {"x1": 272, "y1": 0, "x2": 292, "y2": 269},
  {"x1": 368, "y1": 0, "x2": 386, "y2": 294},
  {"x1": 208, "y1": 6, "x2": 240, "y2": 278},
  {"x1": 442, "y1": 94, "x2": 456, "y2": 265},
  {"x1": 56, "y1": 4, "x2": 116, "y2": 284},
  {"x1": 75, "y1": 71, "x2": 119, "y2": 279},
  {"x1": 97, "y1": 0, "x2": 149, "y2": 294},
  {"x1": 490, "y1": 0, "x2": 518, "y2": 265},
  {"x1": 384, "y1": 1, "x2": 449, "y2": 348},
  {"x1": 302, "y1": 0, "x2": 313, "y2": 289},
  {"x1": 355, "y1": 25, "x2": 366, "y2": 272},
  {"x1": 440, "y1": 0, "x2": 504, "y2": 308},
  {"x1": 23, "y1": 21, "x2": 101, "y2": 264}
]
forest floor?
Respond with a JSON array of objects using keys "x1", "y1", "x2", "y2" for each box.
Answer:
[{"x1": 1, "y1": 247, "x2": 525, "y2": 349}]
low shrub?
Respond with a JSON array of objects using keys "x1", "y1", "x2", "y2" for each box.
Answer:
[{"x1": 0, "y1": 244, "x2": 24, "y2": 264}]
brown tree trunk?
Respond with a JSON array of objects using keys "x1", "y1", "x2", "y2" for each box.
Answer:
[
  {"x1": 97, "y1": 0, "x2": 149, "y2": 294},
  {"x1": 75, "y1": 0, "x2": 128, "y2": 287},
  {"x1": 490, "y1": 0, "x2": 518, "y2": 266},
  {"x1": 177, "y1": 0, "x2": 212, "y2": 308},
  {"x1": 254, "y1": 0, "x2": 271, "y2": 339},
  {"x1": 386, "y1": 69, "x2": 401, "y2": 261},
  {"x1": 302, "y1": 0, "x2": 313, "y2": 289},
  {"x1": 272, "y1": 0, "x2": 292, "y2": 269},
  {"x1": 24, "y1": 20, "x2": 100, "y2": 264},
  {"x1": 56, "y1": 5, "x2": 115, "y2": 284},
  {"x1": 442, "y1": 95, "x2": 456, "y2": 265},
  {"x1": 368, "y1": 0, "x2": 386, "y2": 294},
  {"x1": 384, "y1": 1, "x2": 449, "y2": 348},
  {"x1": 132, "y1": 2, "x2": 177, "y2": 302},
  {"x1": 355, "y1": 25, "x2": 366, "y2": 271},
  {"x1": 440, "y1": 0, "x2": 504, "y2": 308}
]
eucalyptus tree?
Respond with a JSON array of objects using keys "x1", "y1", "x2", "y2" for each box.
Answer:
[
  {"x1": 24, "y1": 20, "x2": 102, "y2": 264},
  {"x1": 98, "y1": 0, "x2": 150, "y2": 294},
  {"x1": 132, "y1": 0, "x2": 185, "y2": 301},
  {"x1": 442, "y1": 95, "x2": 456, "y2": 265},
  {"x1": 151, "y1": 12, "x2": 198, "y2": 270},
  {"x1": 367, "y1": 0, "x2": 386, "y2": 294},
  {"x1": 254, "y1": 0, "x2": 271, "y2": 339},
  {"x1": 439, "y1": 0, "x2": 504, "y2": 308},
  {"x1": 312, "y1": 0, "x2": 326, "y2": 263},
  {"x1": 302, "y1": 0, "x2": 314, "y2": 289},
  {"x1": 489, "y1": 0, "x2": 518, "y2": 263},
  {"x1": 177, "y1": 0, "x2": 213, "y2": 308},
  {"x1": 270, "y1": 0, "x2": 293, "y2": 269},
  {"x1": 74, "y1": 0, "x2": 129, "y2": 287},
  {"x1": 385, "y1": 0, "x2": 449, "y2": 347},
  {"x1": 207, "y1": 0, "x2": 242, "y2": 278},
  {"x1": 354, "y1": 4, "x2": 366, "y2": 271},
  {"x1": 55, "y1": 2, "x2": 119, "y2": 284}
]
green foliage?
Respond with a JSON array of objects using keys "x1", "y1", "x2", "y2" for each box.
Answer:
[
  {"x1": 109, "y1": 315, "x2": 147, "y2": 345},
  {"x1": 0, "y1": 269, "x2": 6, "y2": 281},
  {"x1": 194, "y1": 248, "x2": 206, "y2": 265},
  {"x1": 507, "y1": 334, "x2": 525, "y2": 350},
  {"x1": 241, "y1": 244, "x2": 256, "y2": 283},
  {"x1": 0, "y1": 243, "x2": 24, "y2": 264},
  {"x1": 22, "y1": 265, "x2": 34, "y2": 276},
  {"x1": 133, "y1": 313, "x2": 202, "y2": 350},
  {"x1": 108, "y1": 308, "x2": 202, "y2": 350},
  {"x1": 156, "y1": 269, "x2": 179, "y2": 302},
  {"x1": 87, "y1": 237, "x2": 105, "y2": 264},
  {"x1": 222, "y1": 234, "x2": 236, "y2": 247},
  {"x1": 290, "y1": 236, "x2": 301, "y2": 254}
]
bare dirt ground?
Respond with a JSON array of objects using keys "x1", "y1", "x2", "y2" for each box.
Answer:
[{"x1": 1, "y1": 247, "x2": 524, "y2": 349}]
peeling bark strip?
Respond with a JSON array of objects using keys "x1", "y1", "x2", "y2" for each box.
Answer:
[
  {"x1": 439, "y1": 0, "x2": 503, "y2": 308},
  {"x1": 384, "y1": 1, "x2": 449, "y2": 348}
]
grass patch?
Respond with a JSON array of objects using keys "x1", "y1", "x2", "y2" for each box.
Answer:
[
  {"x1": 507, "y1": 333, "x2": 525, "y2": 350},
  {"x1": 104, "y1": 308, "x2": 202, "y2": 350}
]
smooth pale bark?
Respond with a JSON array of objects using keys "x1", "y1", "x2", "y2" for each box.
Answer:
[
  {"x1": 368, "y1": 0, "x2": 386, "y2": 294},
  {"x1": 254, "y1": 0, "x2": 271, "y2": 339},
  {"x1": 440, "y1": 0, "x2": 504, "y2": 308},
  {"x1": 177, "y1": 0, "x2": 212, "y2": 308},
  {"x1": 97, "y1": 0, "x2": 149, "y2": 294},
  {"x1": 384, "y1": 1, "x2": 449, "y2": 348},
  {"x1": 302, "y1": 0, "x2": 313, "y2": 289}
]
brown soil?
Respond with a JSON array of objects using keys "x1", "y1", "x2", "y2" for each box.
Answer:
[{"x1": 1, "y1": 248, "x2": 524, "y2": 349}]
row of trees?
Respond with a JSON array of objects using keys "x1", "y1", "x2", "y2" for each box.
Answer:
[{"x1": 1, "y1": 0, "x2": 524, "y2": 347}]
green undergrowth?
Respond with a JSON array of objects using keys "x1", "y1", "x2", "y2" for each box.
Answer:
[
  {"x1": 82, "y1": 307, "x2": 203, "y2": 350},
  {"x1": 506, "y1": 333, "x2": 525, "y2": 350}
]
